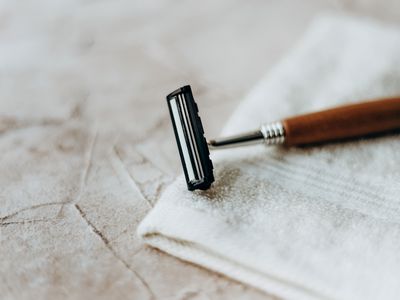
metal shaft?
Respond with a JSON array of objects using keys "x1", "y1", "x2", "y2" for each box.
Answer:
[{"x1": 207, "y1": 121, "x2": 286, "y2": 149}]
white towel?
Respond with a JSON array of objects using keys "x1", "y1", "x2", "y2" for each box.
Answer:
[{"x1": 138, "y1": 15, "x2": 400, "y2": 300}]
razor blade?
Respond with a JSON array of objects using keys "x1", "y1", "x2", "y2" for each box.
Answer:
[
  {"x1": 167, "y1": 85, "x2": 286, "y2": 191},
  {"x1": 166, "y1": 86, "x2": 214, "y2": 191}
]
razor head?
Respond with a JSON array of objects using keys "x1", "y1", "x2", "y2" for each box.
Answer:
[{"x1": 166, "y1": 85, "x2": 214, "y2": 191}]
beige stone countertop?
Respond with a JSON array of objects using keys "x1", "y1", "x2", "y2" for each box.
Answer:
[{"x1": 1, "y1": 1, "x2": 400, "y2": 299}]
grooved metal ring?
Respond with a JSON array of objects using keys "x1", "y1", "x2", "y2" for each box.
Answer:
[{"x1": 261, "y1": 122, "x2": 286, "y2": 145}]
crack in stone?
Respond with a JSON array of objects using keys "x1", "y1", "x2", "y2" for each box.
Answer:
[
  {"x1": 135, "y1": 177, "x2": 172, "y2": 206},
  {"x1": 56, "y1": 129, "x2": 98, "y2": 218},
  {"x1": 0, "y1": 116, "x2": 66, "y2": 135},
  {"x1": 0, "y1": 202, "x2": 65, "y2": 223},
  {"x1": 153, "y1": 182, "x2": 165, "y2": 202},
  {"x1": 179, "y1": 290, "x2": 201, "y2": 300},
  {"x1": 111, "y1": 147, "x2": 153, "y2": 208},
  {"x1": 0, "y1": 218, "x2": 54, "y2": 227},
  {"x1": 134, "y1": 145, "x2": 170, "y2": 175},
  {"x1": 107, "y1": 224, "x2": 134, "y2": 243},
  {"x1": 113, "y1": 144, "x2": 175, "y2": 206},
  {"x1": 79, "y1": 130, "x2": 97, "y2": 191},
  {"x1": 74, "y1": 204, "x2": 155, "y2": 300}
]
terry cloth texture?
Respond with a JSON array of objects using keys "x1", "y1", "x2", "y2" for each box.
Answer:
[{"x1": 138, "y1": 15, "x2": 400, "y2": 300}]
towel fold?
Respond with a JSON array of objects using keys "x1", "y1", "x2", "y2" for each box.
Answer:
[{"x1": 138, "y1": 15, "x2": 400, "y2": 300}]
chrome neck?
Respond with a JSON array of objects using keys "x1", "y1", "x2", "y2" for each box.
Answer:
[{"x1": 207, "y1": 121, "x2": 285, "y2": 149}]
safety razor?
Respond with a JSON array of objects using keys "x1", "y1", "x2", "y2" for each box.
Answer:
[{"x1": 167, "y1": 85, "x2": 400, "y2": 191}]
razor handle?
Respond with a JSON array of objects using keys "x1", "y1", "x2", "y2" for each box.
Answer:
[{"x1": 282, "y1": 97, "x2": 400, "y2": 146}]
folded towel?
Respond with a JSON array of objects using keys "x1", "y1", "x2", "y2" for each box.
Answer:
[{"x1": 138, "y1": 15, "x2": 400, "y2": 300}]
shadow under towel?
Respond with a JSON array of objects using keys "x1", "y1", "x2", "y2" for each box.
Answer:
[{"x1": 138, "y1": 14, "x2": 400, "y2": 300}]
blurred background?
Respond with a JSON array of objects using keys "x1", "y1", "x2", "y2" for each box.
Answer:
[{"x1": 1, "y1": 1, "x2": 400, "y2": 299}]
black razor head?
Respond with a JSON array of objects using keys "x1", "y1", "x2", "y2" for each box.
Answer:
[{"x1": 166, "y1": 85, "x2": 214, "y2": 191}]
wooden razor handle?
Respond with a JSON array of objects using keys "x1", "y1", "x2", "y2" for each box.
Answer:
[{"x1": 283, "y1": 97, "x2": 400, "y2": 146}]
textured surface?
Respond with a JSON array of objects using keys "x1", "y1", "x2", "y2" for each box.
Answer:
[
  {"x1": 1, "y1": 1, "x2": 400, "y2": 299},
  {"x1": 139, "y1": 16, "x2": 400, "y2": 300}
]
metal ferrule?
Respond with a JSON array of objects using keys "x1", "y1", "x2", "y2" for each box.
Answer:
[
  {"x1": 260, "y1": 121, "x2": 286, "y2": 145},
  {"x1": 208, "y1": 121, "x2": 286, "y2": 149}
]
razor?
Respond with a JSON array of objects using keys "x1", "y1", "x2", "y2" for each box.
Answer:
[{"x1": 166, "y1": 85, "x2": 400, "y2": 191}]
